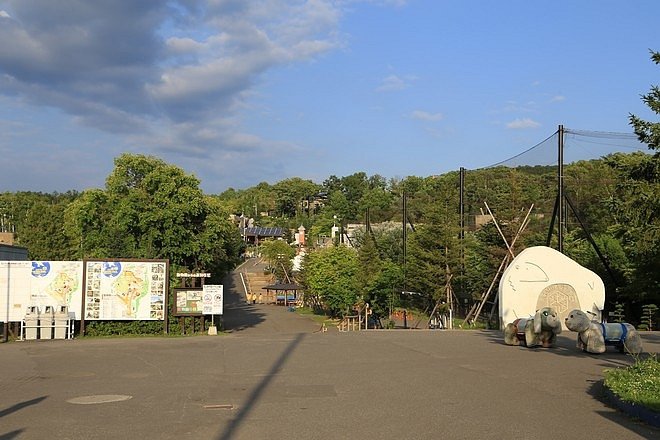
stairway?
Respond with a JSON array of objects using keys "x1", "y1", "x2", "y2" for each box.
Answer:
[{"x1": 243, "y1": 272, "x2": 275, "y2": 303}]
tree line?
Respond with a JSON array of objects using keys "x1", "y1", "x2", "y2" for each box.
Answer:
[{"x1": 1, "y1": 51, "x2": 658, "y2": 329}]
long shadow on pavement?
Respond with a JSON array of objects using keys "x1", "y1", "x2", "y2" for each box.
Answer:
[
  {"x1": 0, "y1": 429, "x2": 24, "y2": 440},
  {"x1": 216, "y1": 333, "x2": 306, "y2": 440},
  {"x1": 0, "y1": 396, "x2": 46, "y2": 440},
  {"x1": 222, "y1": 302, "x2": 266, "y2": 333},
  {"x1": 0, "y1": 396, "x2": 47, "y2": 419}
]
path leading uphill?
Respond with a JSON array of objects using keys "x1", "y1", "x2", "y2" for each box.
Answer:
[{"x1": 220, "y1": 257, "x2": 322, "y2": 335}]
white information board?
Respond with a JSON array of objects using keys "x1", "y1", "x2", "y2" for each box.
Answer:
[
  {"x1": 1, "y1": 261, "x2": 83, "y2": 322},
  {"x1": 202, "y1": 284, "x2": 223, "y2": 315}
]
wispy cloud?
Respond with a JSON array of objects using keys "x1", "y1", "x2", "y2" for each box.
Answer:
[
  {"x1": 499, "y1": 100, "x2": 536, "y2": 113},
  {"x1": 376, "y1": 74, "x2": 415, "y2": 92},
  {"x1": 506, "y1": 118, "x2": 540, "y2": 129},
  {"x1": 550, "y1": 95, "x2": 566, "y2": 102},
  {"x1": 371, "y1": 0, "x2": 410, "y2": 6},
  {"x1": 410, "y1": 110, "x2": 443, "y2": 121}
]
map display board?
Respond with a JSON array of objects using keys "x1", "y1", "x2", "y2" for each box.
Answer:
[
  {"x1": 173, "y1": 288, "x2": 205, "y2": 316},
  {"x1": 1, "y1": 261, "x2": 84, "y2": 322},
  {"x1": 84, "y1": 260, "x2": 167, "y2": 320}
]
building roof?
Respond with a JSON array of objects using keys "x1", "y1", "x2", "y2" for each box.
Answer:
[
  {"x1": 262, "y1": 283, "x2": 302, "y2": 291},
  {"x1": 0, "y1": 243, "x2": 29, "y2": 261},
  {"x1": 243, "y1": 227, "x2": 285, "y2": 237}
]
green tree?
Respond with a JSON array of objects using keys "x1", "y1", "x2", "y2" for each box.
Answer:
[
  {"x1": 324, "y1": 190, "x2": 351, "y2": 223},
  {"x1": 0, "y1": 191, "x2": 78, "y2": 256},
  {"x1": 300, "y1": 245, "x2": 360, "y2": 317},
  {"x1": 368, "y1": 260, "x2": 404, "y2": 319},
  {"x1": 104, "y1": 154, "x2": 209, "y2": 266},
  {"x1": 601, "y1": 51, "x2": 660, "y2": 308},
  {"x1": 21, "y1": 200, "x2": 75, "y2": 260},
  {"x1": 260, "y1": 239, "x2": 296, "y2": 281},
  {"x1": 357, "y1": 229, "x2": 382, "y2": 297},
  {"x1": 273, "y1": 178, "x2": 320, "y2": 218},
  {"x1": 63, "y1": 189, "x2": 113, "y2": 259},
  {"x1": 629, "y1": 50, "x2": 660, "y2": 150},
  {"x1": 63, "y1": 154, "x2": 242, "y2": 277},
  {"x1": 405, "y1": 178, "x2": 460, "y2": 311}
]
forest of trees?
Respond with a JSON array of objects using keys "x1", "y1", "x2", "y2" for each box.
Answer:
[{"x1": 1, "y1": 52, "x2": 658, "y2": 329}]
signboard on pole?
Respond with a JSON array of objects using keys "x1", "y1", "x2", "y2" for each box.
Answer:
[{"x1": 202, "y1": 284, "x2": 223, "y2": 315}]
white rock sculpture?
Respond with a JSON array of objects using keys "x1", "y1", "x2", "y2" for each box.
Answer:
[{"x1": 498, "y1": 246, "x2": 604, "y2": 330}]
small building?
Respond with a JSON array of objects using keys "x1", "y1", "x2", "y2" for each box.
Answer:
[{"x1": 242, "y1": 227, "x2": 286, "y2": 245}]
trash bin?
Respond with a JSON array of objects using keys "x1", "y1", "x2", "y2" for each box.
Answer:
[
  {"x1": 54, "y1": 305, "x2": 69, "y2": 339},
  {"x1": 24, "y1": 306, "x2": 40, "y2": 340},
  {"x1": 40, "y1": 306, "x2": 54, "y2": 340}
]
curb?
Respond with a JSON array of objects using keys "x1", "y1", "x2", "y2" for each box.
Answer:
[{"x1": 602, "y1": 386, "x2": 660, "y2": 428}]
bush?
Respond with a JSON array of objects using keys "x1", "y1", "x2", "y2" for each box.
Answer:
[
  {"x1": 604, "y1": 356, "x2": 660, "y2": 412},
  {"x1": 83, "y1": 320, "x2": 166, "y2": 336}
]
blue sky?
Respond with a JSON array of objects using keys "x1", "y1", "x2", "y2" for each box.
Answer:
[{"x1": 0, "y1": 0, "x2": 658, "y2": 193}]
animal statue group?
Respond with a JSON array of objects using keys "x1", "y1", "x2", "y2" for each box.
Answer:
[
  {"x1": 564, "y1": 309, "x2": 643, "y2": 354},
  {"x1": 504, "y1": 307, "x2": 562, "y2": 348}
]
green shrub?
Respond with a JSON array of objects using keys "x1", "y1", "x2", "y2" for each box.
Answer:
[
  {"x1": 641, "y1": 304, "x2": 658, "y2": 331},
  {"x1": 604, "y1": 356, "x2": 660, "y2": 412},
  {"x1": 84, "y1": 320, "x2": 166, "y2": 336},
  {"x1": 610, "y1": 302, "x2": 626, "y2": 323}
]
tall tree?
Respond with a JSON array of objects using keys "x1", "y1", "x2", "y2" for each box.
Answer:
[
  {"x1": 602, "y1": 50, "x2": 660, "y2": 309},
  {"x1": 63, "y1": 154, "x2": 242, "y2": 276},
  {"x1": 273, "y1": 178, "x2": 320, "y2": 218},
  {"x1": 630, "y1": 50, "x2": 660, "y2": 151},
  {"x1": 405, "y1": 178, "x2": 460, "y2": 309}
]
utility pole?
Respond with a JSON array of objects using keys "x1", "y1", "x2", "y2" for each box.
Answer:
[
  {"x1": 402, "y1": 190, "x2": 407, "y2": 293},
  {"x1": 558, "y1": 125, "x2": 565, "y2": 253},
  {"x1": 459, "y1": 167, "x2": 465, "y2": 299}
]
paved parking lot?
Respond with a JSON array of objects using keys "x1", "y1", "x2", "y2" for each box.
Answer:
[{"x1": 1, "y1": 262, "x2": 659, "y2": 439}]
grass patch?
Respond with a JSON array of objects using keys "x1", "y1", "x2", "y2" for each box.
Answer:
[{"x1": 604, "y1": 355, "x2": 660, "y2": 412}]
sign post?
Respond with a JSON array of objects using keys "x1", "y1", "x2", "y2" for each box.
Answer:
[
  {"x1": 174, "y1": 272, "x2": 210, "y2": 334},
  {"x1": 202, "y1": 284, "x2": 223, "y2": 335}
]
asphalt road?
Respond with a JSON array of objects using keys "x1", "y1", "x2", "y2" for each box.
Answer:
[{"x1": 1, "y1": 261, "x2": 659, "y2": 440}]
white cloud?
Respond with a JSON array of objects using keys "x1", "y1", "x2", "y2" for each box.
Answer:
[
  {"x1": 550, "y1": 95, "x2": 566, "y2": 102},
  {"x1": 376, "y1": 74, "x2": 417, "y2": 92},
  {"x1": 506, "y1": 118, "x2": 540, "y2": 129},
  {"x1": 499, "y1": 100, "x2": 536, "y2": 113},
  {"x1": 0, "y1": 0, "x2": 345, "y2": 158},
  {"x1": 365, "y1": 0, "x2": 410, "y2": 6},
  {"x1": 411, "y1": 110, "x2": 443, "y2": 121}
]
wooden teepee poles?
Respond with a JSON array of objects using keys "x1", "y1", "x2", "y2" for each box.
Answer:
[{"x1": 462, "y1": 203, "x2": 534, "y2": 326}]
